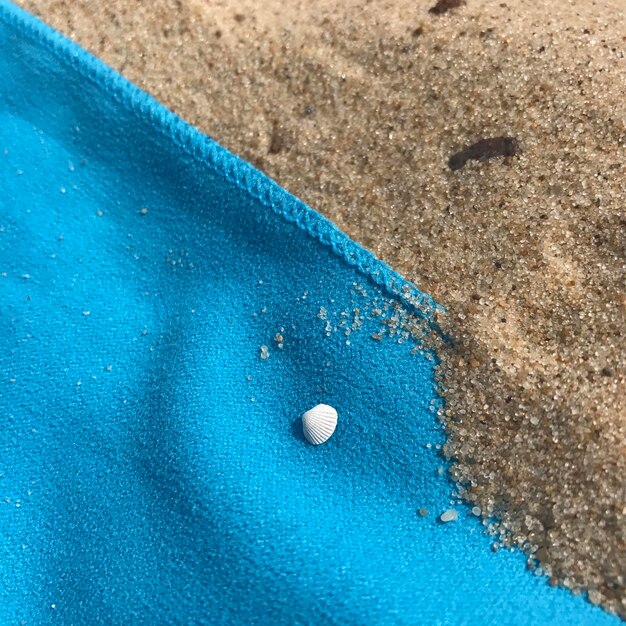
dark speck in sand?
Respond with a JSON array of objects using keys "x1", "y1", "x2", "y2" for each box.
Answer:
[
  {"x1": 269, "y1": 122, "x2": 288, "y2": 154},
  {"x1": 448, "y1": 136, "x2": 519, "y2": 171},
  {"x1": 429, "y1": 0, "x2": 466, "y2": 16},
  {"x1": 234, "y1": 14, "x2": 245, "y2": 23}
]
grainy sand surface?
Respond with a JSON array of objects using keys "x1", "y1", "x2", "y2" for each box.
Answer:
[{"x1": 20, "y1": 0, "x2": 626, "y2": 616}]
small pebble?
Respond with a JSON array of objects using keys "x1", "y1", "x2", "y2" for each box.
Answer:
[{"x1": 440, "y1": 509, "x2": 458, "y2": 523}]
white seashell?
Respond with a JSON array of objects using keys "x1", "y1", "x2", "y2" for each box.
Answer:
[{"x1": 302, "y1": 404, "x2": 338, "y2": 445}]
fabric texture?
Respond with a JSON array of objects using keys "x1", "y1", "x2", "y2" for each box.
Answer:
[{"x1": 0, "y1": 2, "x2": 619, "y2": 624}]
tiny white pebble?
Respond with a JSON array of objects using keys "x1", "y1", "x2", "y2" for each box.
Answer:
[
  {"x1": 471, "y1": 506, "x2": 482, "y2": 516},
  {"x1": 60, "y1": 187, "x2": 66, "y2": 194},
  {"x1": 140, "y1": 207, "x2": 148, "y2": 215},
  {"x1": 440, "y1": 509, "x2": 458, "y2": 523},
  {"x1": 260, "y1": 345, "x2": 269, "y2": 360},
  {"x1": 82, "y1": 311, "x2": 90, "y2": 316}
]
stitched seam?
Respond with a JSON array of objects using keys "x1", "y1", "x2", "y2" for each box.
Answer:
[{"x1": 0, "y1": 0, "x2": 443, "y2": 326}]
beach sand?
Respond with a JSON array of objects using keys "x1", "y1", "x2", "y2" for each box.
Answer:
[{"x1": 20, "y1": 0, "x2": 626, "y2": 616}]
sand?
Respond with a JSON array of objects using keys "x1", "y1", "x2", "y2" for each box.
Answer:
[{"x1": 19, "y1": 0, "x2": 626, "y2": 616}]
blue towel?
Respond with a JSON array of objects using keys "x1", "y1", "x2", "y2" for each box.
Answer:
[{"x1": 0, "y1": 2, "x2": 619, "y2": 624}]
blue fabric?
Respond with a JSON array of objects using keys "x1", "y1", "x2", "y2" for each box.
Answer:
[{"x1": 0, "y1": 2, "x2": 619, "y2": 624}]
